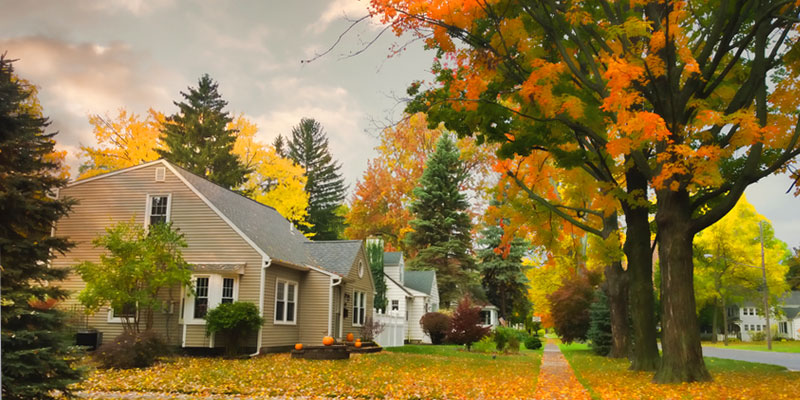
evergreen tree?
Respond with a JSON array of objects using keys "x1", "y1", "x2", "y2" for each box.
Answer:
[
  {"x1": 0, "y1": 56, "x2": 84, "y2": 400},
  {"x1": 366, "y1": 237, "x2": 388, "y2": 312},
  {"x1": 587, "y1": 289, "x2": 613, "y2": 356},
  {"x1": 273, "y1": 134, "x2": 287, "y2": 158},
  {"x1": 477, "y1": 222, "x2": 531, "y2": 321},
  {"x1": 286, "y1": 118, "x2": 347, "y2": 239},
  {"x1": 405, "y1": 134, "x2": 475, "y2": 305},
  {"x1": 157, "y1": 74, "x2": 250, "y2": 188}
]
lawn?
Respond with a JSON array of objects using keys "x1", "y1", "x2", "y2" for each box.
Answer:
[
  {"x1": 702, "y1": 340, "x2": 800, "y2": 353},
  {"x1": 560, "y1": 342, "x2": 800, "y2": 400},
  {"x1": 76, "y1": 345, "x2": 542, "y2": 399}
]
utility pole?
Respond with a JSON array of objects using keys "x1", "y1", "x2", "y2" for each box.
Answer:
[{"x1": 760, "y1": 221, "x2": 772, "y2": 350}]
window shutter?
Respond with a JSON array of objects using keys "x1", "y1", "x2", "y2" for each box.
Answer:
[{"x1": 155, "y1": 167, "x2": 166, "y2": 182}]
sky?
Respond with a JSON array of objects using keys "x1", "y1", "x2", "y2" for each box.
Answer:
[{"x1": 2, "y1": 0, "x2": 799, "y2": 249}]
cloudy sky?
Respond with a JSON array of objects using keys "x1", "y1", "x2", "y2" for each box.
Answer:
[{"x1": 2, "y1": 0, "x2": 799, "y2": 249}]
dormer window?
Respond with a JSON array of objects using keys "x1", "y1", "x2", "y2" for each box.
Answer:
[{"x1": 146, "y1": 194, "x2": 171, "y2": 226}]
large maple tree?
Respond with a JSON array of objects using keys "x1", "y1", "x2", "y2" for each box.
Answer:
[{"x1": 369, "y1": 0, "x2": 800, "y2": 383}]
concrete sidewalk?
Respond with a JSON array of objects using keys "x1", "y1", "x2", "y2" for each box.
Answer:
[{"x1": 532, "y1": 339, "x2": 592, "y2": 400}]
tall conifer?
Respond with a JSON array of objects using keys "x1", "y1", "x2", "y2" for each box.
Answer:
[
  {"x1": 157, "y1": 74, "x2": 249, "y2": 188},
  {"x1": 287, "y1": 118, "x2": 346, "y2": 239},
  {"x1": 477, "y1": 221, "x2": 530, "y2": 321},
  {"x1": 405, "y1": 134, "x2": 475, "y2": 305},
  {"x1": 0, "y1": 56, "x2": 84, "y2": 399}
]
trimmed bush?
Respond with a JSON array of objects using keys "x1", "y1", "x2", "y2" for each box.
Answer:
[
  {"x1": 94, "y1": 331, "x2": 167, "y2": 369},
  {"x1": 524, "y1": 333, "x2": 542, "y2": 350},
  {"x1": 205, "y1": 302, "x2": 263, "y2": 357},
  {"x1": 420, "y1": 312, "x2": 451, "y2": 345}
]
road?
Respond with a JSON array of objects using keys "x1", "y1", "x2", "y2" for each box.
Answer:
[{"x1": 702, "y1": 345, "x2": 800, "y2": 371}]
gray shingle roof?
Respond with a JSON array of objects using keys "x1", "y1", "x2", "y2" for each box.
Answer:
[
  {"x1": 404, "y1": 270, "x2": 436, "y2": 295},
  {"x1": 783, "y1": 306, "x2": 800, "y2": 320},
  {"x1": 305, "y1": 240, "x2": 363, "y2": 276},
  {"x1": 384, "y1": 252, "x2": 402, "y2": 266},
  {"x1": 170, "y1": 163, "x2": 315, "y2": 268}
]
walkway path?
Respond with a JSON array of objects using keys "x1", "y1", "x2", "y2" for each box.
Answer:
[
  {"x1": 533, "y1": 339, "x2": 592, "y2": 400},
  {"x1": 702, "y1": 345, "x2": 800, "y2": 371}
]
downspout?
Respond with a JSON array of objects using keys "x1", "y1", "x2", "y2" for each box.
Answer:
[
  {"x1": 250, "y1": 257, "x2": 272, "y2": 357},
  {"x1": 329, "y1": 277, "x2": 342, "y2": 337}
]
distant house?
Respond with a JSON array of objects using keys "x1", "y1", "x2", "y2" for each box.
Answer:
[
  {"x1": 728, "y1": 290, "x2": 800, "y2": 341},
  {"x1": 52, "y1": 159, "x2": 374, "y2": 353},
  {"x1": 479, "y1": 304, "x2": 500, "y2": 329},
  {"x1": 383, "y1": 252, "x2": 440, "y2": 343}
]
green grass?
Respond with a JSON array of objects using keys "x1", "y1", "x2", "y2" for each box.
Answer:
[
  {"x1": 703, "y1": 340, "x2": 800, "y2": 353},
  {"x1": 386, "y1": 343, "x2": 542, "y2": 359}
]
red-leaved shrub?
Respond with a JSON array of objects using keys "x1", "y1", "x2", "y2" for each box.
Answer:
[
  {"x1": 547, "y1": 275, "x2": 594, "y2": 344},
  {"x1": 420, "y1": 312, "x2": 451, "y2": 344},
  {"x1": 446, "y1": 295, "x2": 490, "y2": 350}
]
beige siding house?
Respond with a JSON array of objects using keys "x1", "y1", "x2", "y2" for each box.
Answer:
[{"x1": 53, "y1": 159, "x2": 373, "y2": 353}]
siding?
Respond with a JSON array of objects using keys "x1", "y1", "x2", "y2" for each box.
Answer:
[
  {"x1": 260, "y1": 264, "x2": 303, "y2": 347},
  {"x1": 52, "y1": 163, "x2": 263, "y2": 348},
  {"x1": 297, "y1": 269, "x2": 332, "y2": 344},
  {"x1": 407, "y1": 295, "x2": 431, "y2": 343},
  {"x1": 341, "y1": 246, "x2": 375, "y2": 340}
]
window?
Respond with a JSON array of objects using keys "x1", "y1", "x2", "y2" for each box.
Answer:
[
  {"x1": 480, "y1": 310, "x2": 492, "y2": 325},
  {"x1": 353, "y1": 291, "x2": 366, "y2": 326},
  {"x1": 146, "y1": 194, "x2": 170, "y2": 226},
  {"x1": 222, "y1": 278, "x2": 234, "y2": 304},
  {"x1": 780, "y1": 322, "x2": 788, "y2": 334},
  {"x1": 391, "y1": 299, "x2": 399, "y2": 311},
  {"x1": 108, "y1": 302, "x2": 137, "y2": 323},
  {"x1": 358, "y1": 260, "x2": 364, "y2": 278},
  {"x1": 275, "y1": 280, "x2": 297, "y2": 324},
  {"x1": 194, "y1": 277, "x2": 209, "y2": 318}
]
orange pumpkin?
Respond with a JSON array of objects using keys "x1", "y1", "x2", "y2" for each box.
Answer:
[
  {"x1": 322, "y1": 336, "x2": 335, "y2": 346},
  {"x1": 294, "y1": 343, "x2": 303, "y2": 350},
  {"x1": 346, "y1": 333, "x2": 354, "y2": 342},
  {"x1": 355, "y1": 340, "x2": 362, "y2": 348}
]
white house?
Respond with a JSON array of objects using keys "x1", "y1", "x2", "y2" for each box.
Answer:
[
  {"x1": 479, "y1": 304, "x2": 500, "y2": 329},
  {"x1": 730, "y1": 290, "x2": 800, "y2": 341},
  {"x1": 383, "y1": 252, "x2": 440, "y2": 343}
]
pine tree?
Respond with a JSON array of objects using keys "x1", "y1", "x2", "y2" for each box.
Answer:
[
  {"x1": 405, "y1": 133, "x2": 475, "y2": 306},
  {"x1": 286, "y1": 118, "x2": 347, "y2": 239},
  {"x1": 0, "y1": 56, "x2": 84, "y2": 400},
  {"x1": 477, "y1": 222, "x2": 531, "y2": 321},
  {"x1": 273, "y1": 134, "x2": 287, "y2": 158},
  {"x1": 587, "y1": 289, "x2": 613, "y2": 356},
  {"x1": 157, "y1": 74, "x2": 250, "y2": 188}
]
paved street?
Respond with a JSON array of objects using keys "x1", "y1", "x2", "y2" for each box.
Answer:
[{"x1": 702, "y1": 346, "x2": 800, "y2": 371}]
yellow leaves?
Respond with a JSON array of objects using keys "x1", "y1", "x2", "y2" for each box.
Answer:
[{"x1": 77, "y1": 350, "x2": 543, "y2": 399}]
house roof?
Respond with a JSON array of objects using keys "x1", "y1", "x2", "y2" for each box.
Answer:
[
  {"x1": 170, "y1": 163, "x2": 316, "y2": 268},
  {"x1": 404, "y1": 270, "x2": 436, "y2": 295},
  {"x1": 384, "y1": 273, "x2": 412, "y2": 296},
  {"x1": 781, "y1": 290, "x2": 800, "y2": 306},
  {"x1": 783, "y1": 306, "x2": 800, "y2": 320},
  {"x1": 384, "y1": 252, "x2": 402, "y2": 266},
  {"x1": 306, "y1": 240, "x2": 364, "y2": 276}
]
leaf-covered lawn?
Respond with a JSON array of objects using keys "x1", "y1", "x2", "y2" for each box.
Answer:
[
  {"x1": 702, "y1": 340, "x2": 800, "y2": 353},
  {"x1": 560, "y1": 343, "x2": 800, "y2": 400},
  {"x1": 76, "y1": 346, "x2": 542, "y2": 399}
]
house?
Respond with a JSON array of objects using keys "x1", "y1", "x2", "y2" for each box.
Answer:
[
  {"x1": 382, "y1": 252, "x2": 440, "y2": 343},
  {"x1": 52, "y1": 159, "x2": 374, "y2": 353},
  {"x1": 479, "y1": 304, "x2": 500, "y2": 329},
  {"x1": 728, "y1": 291, "x2": 800, "y2": 341}
]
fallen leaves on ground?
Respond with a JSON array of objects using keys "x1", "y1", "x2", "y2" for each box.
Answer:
[
  {"x1": 562, "y1": 347, "x2": 800, "y2": 400},
  {"x1": 76, "y1": 350, "x2": 541, "y2": 399}
]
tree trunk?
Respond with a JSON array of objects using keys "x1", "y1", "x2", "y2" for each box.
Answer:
[
  {"x1": 722, "y1": 297, "x2": 729, "y2": 346},
  {"x1": 653, "y1": 189, "x2": 712, "y2": 383},
  {"x1": 622, "y1": 168, "x2": 660, "y2": 371},
  {"x1": 605, "y1": 261, "x2": 630, "y2": 358},
  {"x1": 711, "y1": 302, "x2": 719, "y2": 344}
]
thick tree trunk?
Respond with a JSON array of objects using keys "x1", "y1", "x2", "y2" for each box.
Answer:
[
  {"x1": 653, "y1": 189, "x2": 711, "y2": 383},
  {"x1": 622, "y1": 169, "x2": 660, "y2": 371},
  {"x1": 605, "y1": 261, "x2": 630, "y2": 358}
]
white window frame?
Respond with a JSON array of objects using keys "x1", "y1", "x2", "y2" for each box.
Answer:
[
  {"x1": 391, "y1": 299, "x2": 399, "y2": 311},
  {"x1": 107, "y1": 302, "x2": 138, "y2": 323},
  {"x1": 274, "y1": 279, "x2": 298, "y2": 325},
  {"x1": 145, "y1": 193, "x2": 172, "y2": 228},
  {"x1": 182, "y1": 274, "x2": 239, "y2": 325},
  {"x1": 353, "y1": 290, "x2": 366, "y2": 326}
]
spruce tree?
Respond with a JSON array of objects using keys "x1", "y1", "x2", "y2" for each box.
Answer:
[
  {"x1": 287, "y1": 118, "x2": 347, "y2": 239},
  {"x1": 0, "y1": 56, "x2": 84, "y2": 400},
  {"x1": 157, "y1": 74, "x2": 249, "y2": 188},
  {"x1": 273, "y1": 134, "x2": 287, "y2": 158},
  {"x1": 587, "y1": 289, "x2": 613, "y2": 356},
  {"x1": 405, "y1": 134, "x2": 475, "y2": 306},
  {"x1": 477, "y1": 222, "x2": 531, "y2": 321}
]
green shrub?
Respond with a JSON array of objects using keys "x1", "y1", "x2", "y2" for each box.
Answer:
[
  {"x1": 94, "y1": 331, "x2": 167, "y2": 369},
  {"x1": 524, "y1": 334, "x2": 542, "y2": 350},
  {"x1": 472, "y1": 336, "x2": 497, "y2": 353},
  {"x1": 205, "y1": 302, "x2": 263, "y2": 356},
  {"x1": 506, "y1": 335, "x2": 521, "y2": 353},
  {"x1": 587, "y1": 289, "x2": 612, "y2": 356},
  {"x1": 494, "y1": 326, "x2": 528, "y2": 352},
  {"x1": 750, "y1": 331, "x2": 766, "y2": 342}
]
